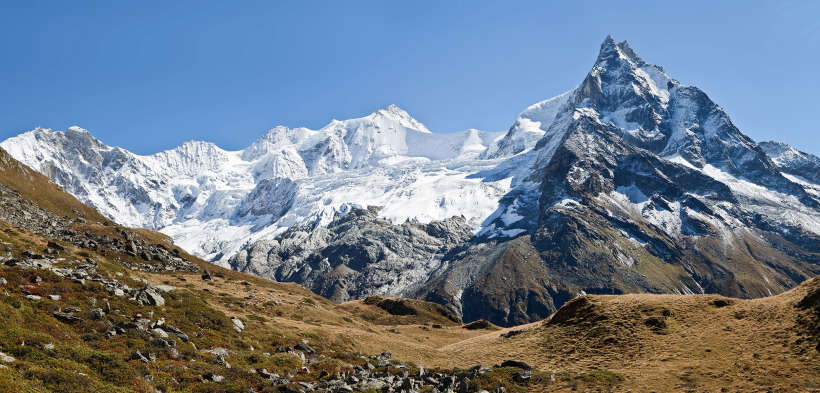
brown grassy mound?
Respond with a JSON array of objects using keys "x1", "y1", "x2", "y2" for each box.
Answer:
[
  {"x1": 340, "y1": 296, "x2": 460, "y2": 326},
  {"x1": 441, "y1": 278, "x2": 820, "y2": 392},
  {"x1": 363, "y1": 296, "x2": 418, "y2": 315},
  {"x1": 462, "y1": 319, "x2": 500, "y2": 330},
  {"x1": 796, "y1": 276, "x2": 820, "y2": 351}
]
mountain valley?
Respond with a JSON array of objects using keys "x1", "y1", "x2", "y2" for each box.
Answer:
[
  {"x1": 0, "y1": 141, "x2": 817, "y2": 391},
  {"x1": 4, "y1": 37, "x2": 818, "y2": 328}
]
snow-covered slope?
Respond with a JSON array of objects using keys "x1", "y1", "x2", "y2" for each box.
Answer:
[
  {"x1": 1, "y1": 105, "x2": 511, "y2": 261},
  {"x1": 760, "y1": 141, "x2": 820, "y2": 186}
]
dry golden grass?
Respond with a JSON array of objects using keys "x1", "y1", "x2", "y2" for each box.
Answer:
[
  {"x1": 339, "y1": 296, "x2": 461, "y2": 326},
  {"x1": 138, "y1": 269, "x2": 493, "y2": 367},
  {"x1": 444, "y1": 280, "x2": 820, "y2": 392},
  {"x1": 138, "y1": 265, "x2": 820, "y2": 392}
]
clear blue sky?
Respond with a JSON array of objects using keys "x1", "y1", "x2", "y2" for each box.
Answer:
[{"x1": 1, "y1": 1, "x2": 818, "y2": 155}]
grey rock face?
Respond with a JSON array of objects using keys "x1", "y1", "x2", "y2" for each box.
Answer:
[
  {"x1": 760, "y1": 141, "x2": 820, "y2": 185},
  {"x1": 229, "y1": 206, "x2": 472, "y2": 302},
  {"x1": 237, "y1": 177, "x2": 297, "y2": 219}
]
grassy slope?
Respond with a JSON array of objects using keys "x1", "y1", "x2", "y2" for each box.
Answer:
[{"x1": 445, "y1": 278, "x2": 820, "y2": 392}]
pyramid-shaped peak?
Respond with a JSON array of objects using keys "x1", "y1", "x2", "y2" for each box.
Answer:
[
  {"x1": 373, "y1": 104, "x2": 412, "y2": 119},
  {"x1": 596, "y1": 35, "x2": 644, "y2": 66},
  {"x1": 370, "y1": 104, "x2": 431, "y2": 133}
]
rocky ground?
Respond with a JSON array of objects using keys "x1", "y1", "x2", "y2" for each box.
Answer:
[{"x1": 0, "y1": 248, "x2": 540, "y2": 392}]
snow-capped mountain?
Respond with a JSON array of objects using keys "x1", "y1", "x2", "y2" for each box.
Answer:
[
  {"x1": 411, "y1": 37, "x2": 820, "y2": 325},
  {"x1": 1, "y1": 105, "x2": 509, "y2": 262},
  {"x1": 3, "y1": 36, "x2": 819, "y2": 326}
]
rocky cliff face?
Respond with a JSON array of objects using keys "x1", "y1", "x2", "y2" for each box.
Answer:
[
  {"x1": 228, "y1": 206, "x2": 472, "y2": 303},
  {"x1": 760, "y1": 141, "x2": 820, "y2": 186},
  {"x1": 3, "y1": 36, "x2": 820, "y2": 327}
]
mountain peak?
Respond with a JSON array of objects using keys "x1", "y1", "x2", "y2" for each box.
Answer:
[
  {"x1": 369, "y1": 104, "x2": 431, "y2": 133},
  {"x1": 596, "y1": 35, "x2": 644, "y2": 66}
]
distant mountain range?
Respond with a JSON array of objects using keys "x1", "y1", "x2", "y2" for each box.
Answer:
[{"x1": 4, "y1": 36, "x2": 819, "y2": 326}]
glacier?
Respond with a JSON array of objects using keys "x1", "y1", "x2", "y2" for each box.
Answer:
[{"x1": 1, "y1": 104, "x2": 532, "y2": 263}]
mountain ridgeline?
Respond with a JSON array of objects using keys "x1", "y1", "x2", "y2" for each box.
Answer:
[{"x1": 3, "y1": 36, "x2": 819, "y2": 327}]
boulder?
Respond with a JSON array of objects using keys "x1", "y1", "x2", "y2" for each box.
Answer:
[
  {"x1": 53, "y1": 312, "x2": 83, "y2": 324},
  {"x1": 295, "y1": 343, "x2": 316, "y2": 354},
  {"x1": 129, "y1": 351, "x2": 150, "y2": 363},
  {"x1": 151, "y1": 328, "x2": 169, "y2": 339},
  {"x1": 0, "y1": 352, "x2": 15, "y2": 363},
  {"x1": 230, "y1": 317, "x2": 244, "y2": 333},
  {"x1": 135, "y1": 285, "x2": 165, "y2": 306},
  {"x1": 512, "y1": 371, "x2": 531, "y2": 383},
  {"x1": 89, "y1": 308, "x2": 105, "y2": 320}
]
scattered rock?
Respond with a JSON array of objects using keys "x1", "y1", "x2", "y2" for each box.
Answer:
[
  {"x1": 231, "y1": 317, "x2": 244, "y2": 333},
  {"x1": 0, "y1": 352, "x2": 15, "y2": 363},
  {"x1": 151, "y1": 328, "x2": 169, "y2": 339},
  {"x1": 25, "y1": 295, "x2": 42, "y2": 301},
  {"x1": 89, "y1": 308, "x2": 105, "y2": 320},
  {"x1": 512, "y1": 371, "x2": 531, "y2": 383},
  {"x1": 135, "y1": 285, "x2": 165, "y2": 306},
  {"x1": 296, "y1": 343, "x2": 316, "y2": 355},
  {"x1": 129, "y1": 350, "x2": 150, "y2": 363},
  {"x1": 53, "y1": 312, "x2": 83, "y2": 324}
]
